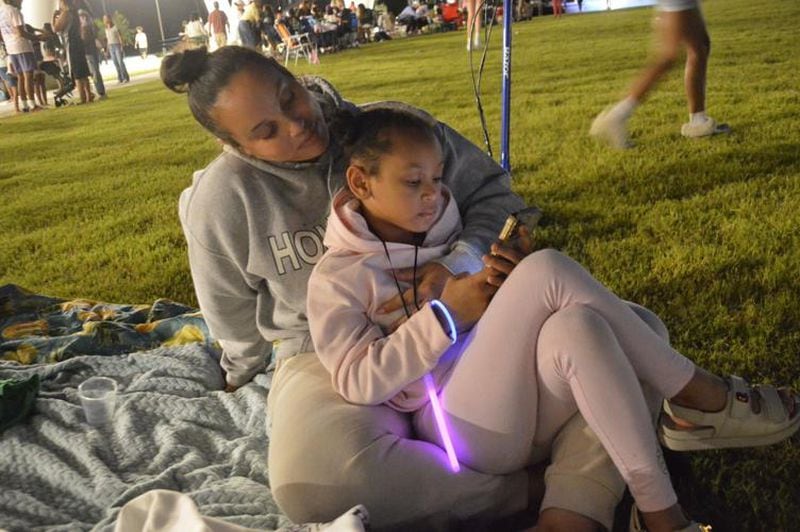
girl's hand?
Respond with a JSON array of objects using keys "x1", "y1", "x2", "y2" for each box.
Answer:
[
  {"x1": 378, "y1": 262, "x2": 452, "y2": 315},
  {"x1": 438, "y1": 269, "x2": 497, "y2": 333},
  {"x1": 483, "y1": 226, "x2": 534, "y2": 288}
]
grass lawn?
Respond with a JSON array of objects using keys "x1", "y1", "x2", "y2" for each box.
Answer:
[{"x1": 1, "y1": 0, "x2": 798, "y2": 528}]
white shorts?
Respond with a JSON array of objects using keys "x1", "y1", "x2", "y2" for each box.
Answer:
[{"x1": 657, "y1": 0, "x2": 699, "y2": 12}]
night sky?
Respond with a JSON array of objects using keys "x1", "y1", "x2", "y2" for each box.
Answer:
[{"x1": 85, "y1": 0, "x2": 219, "y2": 42}]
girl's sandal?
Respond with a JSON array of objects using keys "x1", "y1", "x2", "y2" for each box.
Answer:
[
  {"x1": 659, "y1": 375, "x2": 799, "y2": 451},
  {"x1": 629, "y1": 504, "x2": 712, "y2": 532}
]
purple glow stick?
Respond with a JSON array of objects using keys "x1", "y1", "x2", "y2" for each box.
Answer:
[{"x1": 423, "y1": 373, "x2": 460, "y2": 472}]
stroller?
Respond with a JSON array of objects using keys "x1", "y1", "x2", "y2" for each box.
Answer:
[
  {"x1": 51, "y1": 63, "x2": 75, "y2": 108},
  {"x1": 38, "y1": 58, "x2": 74, "y2": 107}
]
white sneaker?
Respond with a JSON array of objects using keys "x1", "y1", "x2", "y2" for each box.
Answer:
[
  {"x1": 681, "y1": 116, "x2": 731, "y2": 138},
  {"x1": 467, "y1": 36, "x2": 481, "y2": 51},
  {"x1": 590, "y1": 108, "x2": 632, "y2": 149}
]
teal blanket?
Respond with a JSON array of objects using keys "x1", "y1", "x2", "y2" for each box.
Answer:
[{"x1": 0, "y1": 284, "x2": 219, "y2": 364}]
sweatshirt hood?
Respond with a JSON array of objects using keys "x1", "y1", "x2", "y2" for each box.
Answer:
[{"x1": 324, "y1": 187, "x2": 462, "y2": 255}]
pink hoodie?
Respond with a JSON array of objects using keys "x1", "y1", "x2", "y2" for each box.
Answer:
[{"x1": 308, "y1": 188, "x2": 467, "y2": 412}]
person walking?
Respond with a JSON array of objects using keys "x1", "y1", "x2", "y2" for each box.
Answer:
[
  {"x1": 208, "y1": 1, "x2": 229, "y2": 49},
  {"x1": 104, "y1": 15, "x2": 129, "y2": 83},
  {"x1": 134, "y1": 26, "x2": 148, "y2": 59},
  {"x1": 590, "y1": 0, "x2": 729, "y2": 148}
]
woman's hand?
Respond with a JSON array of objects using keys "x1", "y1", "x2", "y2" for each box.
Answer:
[
  {"x1": 483, "y1": 225, "x2": 534, "y2": 288},
  {"x1": 378, "y1": 262, "x2": 452, "y2": 315}
]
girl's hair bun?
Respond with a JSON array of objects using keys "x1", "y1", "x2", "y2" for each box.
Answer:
[{"x1": 160, "y1": 47, "x2": 210, "y2": 93}]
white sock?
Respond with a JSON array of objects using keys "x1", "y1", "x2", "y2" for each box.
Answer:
[
  {"x1": 690, "y1": 111, "x2": 708, "y2": 124},
  {"x1": 28, "y1": 99, "x2": 37, "y2": 109},
  {"x1": 611, "y1": 97, "x2": 638, "y2": 120},
  {"x1": 21, "y1": 100, "x2": 30, "y2": 110}
]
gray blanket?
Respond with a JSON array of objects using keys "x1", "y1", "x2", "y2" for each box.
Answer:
[{"x1": 0, "y1": 344, "x2": 291, "y2": 532}]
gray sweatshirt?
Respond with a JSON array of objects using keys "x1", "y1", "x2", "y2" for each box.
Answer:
[{"x1": 179, "y1": 77, "x2": 526, "y2": 387}]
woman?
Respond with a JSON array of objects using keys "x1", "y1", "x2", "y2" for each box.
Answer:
[
  {"x1": 53, "y1": 0, "x2": 92, "y2": 104},
  {"x1": 161, "y1": 45, "x2": 670, "y2": 531},
  {"x1": 103, "y1": 15, "x2": 130, "y2": 84}
]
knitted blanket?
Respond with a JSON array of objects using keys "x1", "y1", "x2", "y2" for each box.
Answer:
[
  {"x1": 0, "y1": 283, "x2": 293, "y2": 531},
  {"x1": 0, "y1": 344, "x2": 289, "y2": 531}
]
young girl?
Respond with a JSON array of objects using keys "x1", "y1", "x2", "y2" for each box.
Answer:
[{"x1": 307, "y1": 108, "x2": 798, "y2": 531}]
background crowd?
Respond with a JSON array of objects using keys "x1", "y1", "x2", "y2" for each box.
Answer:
[
  {"x1": 0, "y1": 0, "x2": 139, "y2": 112},
  {"x1": 181, "y1": 0, "x2": 470, "y2": 59},
  {"x1": 2, "y1": 0, "x2": 582, "y2": 114}
]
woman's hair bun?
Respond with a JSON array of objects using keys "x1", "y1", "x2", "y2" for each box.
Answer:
[{"x1": 160, "y1": 47, "x2": 210, "y2": 93}]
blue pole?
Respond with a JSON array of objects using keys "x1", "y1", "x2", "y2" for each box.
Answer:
[{"x1": 500, "y1": 0, "x2": 512, "y2": 173}]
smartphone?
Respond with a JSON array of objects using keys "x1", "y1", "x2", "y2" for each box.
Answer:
[{"x1": 498, "y1": 206, "x2": 542, "y2": 243}]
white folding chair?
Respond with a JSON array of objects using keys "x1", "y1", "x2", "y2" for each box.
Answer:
[{"x1": 276, "y1": 23, "x2": 318, "y2": 66}]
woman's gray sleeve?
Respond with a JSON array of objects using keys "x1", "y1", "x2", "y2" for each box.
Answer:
[
  {"x1": 435, "y1": 122, "x2": 527, "y2": 274},
  {"x1": 184, "y1": 230, "x2": 272, "y2": 387}
]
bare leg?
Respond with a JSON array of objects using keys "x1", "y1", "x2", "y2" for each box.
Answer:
[
  {"x1": 680, "y1": 8, "x2": 710, "y2": 113},
  {"x1": 77, "y1": 78, "x2": 91, "y2": 103},
  {"x1": 35, "y1": 73, "x2": 47, "y2": 106},
  {"x1": 4, "y1": 82, "x2": 20, "y2": 112},
  {"x1": 629, "y1": 10, "x2": 684, "y2": 103},
  {"x1": 466, "y1": 0, "x2": 481, "y2": 48},
  {"x1": 17, "y1": 71, "x2": 29, "y2": 103},
  {"x1": 590, "y1": 10, "x2": 683, "y2": 147}
]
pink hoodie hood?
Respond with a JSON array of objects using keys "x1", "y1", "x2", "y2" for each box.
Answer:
[
  {"x1": 308, "y1": 187, "x2": 465, "y2": 411},
  {"x1": 323, "y1": 187, "x2": 462, "y2": 259}
]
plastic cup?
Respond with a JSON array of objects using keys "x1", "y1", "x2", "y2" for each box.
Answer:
[{"x1": 78, "y1": 376, "x2": 118, "y2": 426}]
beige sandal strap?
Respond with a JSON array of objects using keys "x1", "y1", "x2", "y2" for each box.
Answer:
[
  {"x1": 755, "y1": 385, "x2": 787, "y2": 423},
  {"x1": 728, "y1": 375, "x2": 753, "y2": 421}
]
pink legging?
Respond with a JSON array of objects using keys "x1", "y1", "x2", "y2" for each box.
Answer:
[{"x1": 415, "y1": 249, "x2": 696, "y2": 512}]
